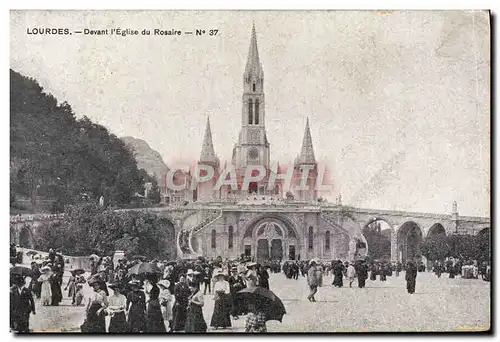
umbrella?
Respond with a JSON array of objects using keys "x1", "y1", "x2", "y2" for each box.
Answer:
[
  {"x1": 10, "y1": 266, "x2": 33, "y2": 278},
  {"x1": 127, "y1": 262, "x2": 162, "y2": 276},
  {"x1": 133, "y1": 255, "x2": 148, "y2": 261},
  {"x1": 238, "y1": 287, "x2": 286, "y2": 322},
  {"x1": 26, "y1": 251, "x2": 38, "y2": 257},
  {"x1": 89, "y1": 254, "x2": 99, "y2": 260}
]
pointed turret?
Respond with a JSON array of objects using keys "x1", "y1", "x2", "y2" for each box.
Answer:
[
  {"x1": 244, "y1": 23, "x2": 264, "y2": 79},
  {"x1": 199, "y1": 117, "x2": 219, "y2": 167},
  {"x1": 297, "y1": 118, "x2": 316, "y2": 165}
]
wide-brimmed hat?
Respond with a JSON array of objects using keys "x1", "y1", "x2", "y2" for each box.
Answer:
[
  {"x1": 128, "y1": 279, "x2": 143, "y2": 289},
  {"x1": 88, "y1": 277, "x2": 100, "y2": 286},
  {"x1": 40, "y1": 266, "x2": 51, "y2": 273},
  {"x1": 309, "y1": 259, "x2": 319, "y2": 266},
  {"x1": 107, "y1": 282, "x2": 120, "y2": 289},
  {"x1": 213, "y1": 270, "x2": 226, "y2": 278},
  {"x1": 246, "y1": 262, "x2": 257, "y2": 268},
  {"x1": 157, "y1": 280, "x2": 170, "y2": 289},
  {"x1": 187, "y1": 269, "x2": 194, "y2": 275}
]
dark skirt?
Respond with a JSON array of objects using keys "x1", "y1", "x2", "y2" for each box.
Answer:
[
  {"x1": 357, "y1": 277, "x2": 366, "y2": 288},
  {"x1": 406, "y1": 279, "x2": 416, "y2": 293},
  {"x1": 108, "y1": 312, "x2": 128, "y2": 333},
  {"x1": 210, "y1": 293, "x2": 232, "y2": 328},
  {"x1": 333, "y1": 274, "x2": 343, "y2": 287},
  {"x1": 50, "y1": 281, "x2": 62, "y2": 305},
  {"x1": 370, "y1": 272, "x2": 377, "y2": 281},
  {"x1": 82, "y1": 302, "x2": 106, "y2": 333},
  {"x1": 185, "y1": 303, "x2": 207, "y2": 333},
  {"x1": 380, "y1": 274, "x2": 387, "y2": 281},
  {"x1": 147, "y1": 299, "x2": 166, "y2": 332},
  {"x1": 128, "y1": 303, "x2": 146, "y2": 332},
  {"x1": 172, "y1": 303, "x2": 188, "y2": 331}
]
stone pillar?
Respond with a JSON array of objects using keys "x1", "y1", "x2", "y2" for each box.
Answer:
[{"x1": 391, "y1": 225, "x2": 398, "y2": 262}]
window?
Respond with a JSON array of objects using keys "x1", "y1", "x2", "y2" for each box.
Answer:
[
  {"x1": 253, "y1": 83, "x2": 256, "y2": 91},
  {"x1": 325, "y1": 231, "x2": 330, "y2": 250},
  {"x1": 308, "y1": 226, "x2": 314, "y2": 250},
  {"x1": 254, "y1": 98, "x2": 260, "y2": 124},
  {"x1": 211, "y1": 229, "x2": 216, "y2": 249},
  {"x1": 228, "y1": 225, "x2": 234, "y2": 249},
  {"x1": 248, "y1": 99, "x2": 253, "y2": 124}
]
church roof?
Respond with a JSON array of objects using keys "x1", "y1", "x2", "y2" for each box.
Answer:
[
  {"x1": 297, "y1": 118, "x2": 316, "y2": 165},
  {"x1": 244, "y1": 23, "x2": 264, "y2": 79},
  {"x1": 199, "y1": 116, "x2": 219, "y2": 166}
]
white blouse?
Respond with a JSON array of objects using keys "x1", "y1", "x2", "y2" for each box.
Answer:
[
  {"x1": 107, "y1": 293, "x2": 126, "y2": 312},
  {"x1": 213, "y1": 280, "x2": 230, "y2": 294}
]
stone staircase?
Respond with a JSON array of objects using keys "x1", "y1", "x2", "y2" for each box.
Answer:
[{"x1": 177, "y1": 209, "x2": 223, "y2": 258}]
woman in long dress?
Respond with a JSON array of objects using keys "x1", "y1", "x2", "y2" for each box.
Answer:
[
  {"x1": 82, "y1": 278, "x2": 108, "y2": 333},
  {"x1": 172, "y1": 274, "x2": 190, "y2": 332},
  {"x1": 37, "y1": 266, "x2": 52, "y2": 306},
  {"x1": 210, "y1": 272, "x2": 231, "y2": 329},
  {"x1": 332, "y1": 261, "x2": 344, "y2": 287},
  {"x1": 184, "y1": 282, "x2": 207, "y2": 333},
  {"x1": 158, "y1": 280, "x2": 174, "y2": 332},
  {"x1": 146, "y1": 279, "x2": 166, "y2": 332},
  {"x1": 106, "y1": 283, "x2": 128, "y2": 333},
  {"x1": 64, "y1": 270, "x2": 77, "y2": 304},
  {"x1": 126, "y1": 280, "x2": 147, "y2": 333}
]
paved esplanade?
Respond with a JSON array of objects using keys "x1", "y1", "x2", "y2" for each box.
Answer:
[{"x1": 28, "y1": 269, "x2": 490, "y2": 332}]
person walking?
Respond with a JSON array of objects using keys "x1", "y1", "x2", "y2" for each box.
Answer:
[
  {"x1": 81, "y1": 277, "x2": 108, "y2": 333},
  {"x1": 346, "y1": 262, "x2": 356, "y2": 287},
  {"x1": 355, "y1": 261, "x2": 368, "y2": 288},
  {"x1": 184, "y1": 281, "x2": 207, "y2": 333},
  {"x1": 30, "y1": 262, "x2": 41, "y2": 299},
  {"x1": 172, "y1": 274, "x2": 190, "y2": 332},
  {"x1": 106, "y1": 283, "x2": 128, "y2": 333},
  {"x1": 210, "y1": 271, "x2": 232, "y2": 329},
  {"x1": 307, "y1": 259, "x2": 319, "y2": 302},
  {"x1": 10, "y1": 275, "x2": 36, "y2": 333},
  {"x1": 146, "y1": 278, "x2": 166, "y2": 332},
  {"x1": 332, "y1": 260, "x2": 344, "y2": 287},
  {"x1": 405, "y1": 261, "x2": 418, "y2": 294},
  {"x1": 37, "y1": 266, "x2": 52, "y2": 306},
  {"x1": 157, "y1": 280, "x2": 174, "y2": 332},
  {"x1": 228, "y1": 267, "x2": 246, "y2": 320},
  {"x1": 126, "y1": 280, "x2": 147, "y2": 333}
]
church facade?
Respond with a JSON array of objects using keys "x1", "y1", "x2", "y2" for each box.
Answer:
[{"x1": 168, "y1": 25, "x2": 367, "y2": 262}]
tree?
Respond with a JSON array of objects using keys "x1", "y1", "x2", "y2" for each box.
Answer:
[
  {"x1": 419, "y1": 233, "x2": 450, "y2": 262},
  {"x1": 362, "y1": 222, "x2": 391, "y2": 260},
  {"x1": 33, "y1": 203, "x2": 176, "y2": 259},
  {"x1": 10, "y1": 69, "x2": 146, "y2": 211}
]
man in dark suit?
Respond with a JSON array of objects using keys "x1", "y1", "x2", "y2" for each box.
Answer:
[
  {"x1": 10, "y1": 275, "x2": 36, "y2": 333},
  {"x1": 228, "y1": 267, "x2": 246, "y2": 319}
]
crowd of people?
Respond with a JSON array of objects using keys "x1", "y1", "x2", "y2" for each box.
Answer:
[{"x1": 10, "y1": 245, "x2": 491, "y2": 334}]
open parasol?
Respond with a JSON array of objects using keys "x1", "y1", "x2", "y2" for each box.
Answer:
[
  {"x1": 89, "y1": 254, "x2": 100, "y2": 260},
  {"x1": 127, "y1": 262, "x2": 162, "y2": 276},
  {"x1": 238, "y1": 287, "x2": 286, "y2": 322},
  {"x1": 10, "y1": 266, "x2": 33, "y2": 278}
]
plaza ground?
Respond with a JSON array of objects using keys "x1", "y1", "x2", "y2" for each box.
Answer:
[{"x1": 27, "y1": 269, "x2": 490, "y2": 333}]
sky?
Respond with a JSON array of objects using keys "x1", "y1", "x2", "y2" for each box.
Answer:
[{"x1": 10, "y1": 10, "x2": 490, "y2": 217}]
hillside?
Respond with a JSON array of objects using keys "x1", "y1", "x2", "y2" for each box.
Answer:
[{"x1": 121, "y1": 137, "x2": 169, "y2": 181}]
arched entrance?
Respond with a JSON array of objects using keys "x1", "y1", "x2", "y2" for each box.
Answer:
[
  {"x1": 397, "y1": 221, "x2": 423, "y2": 263},
  {"x1": 242, "y1": 216, "x2": 299, "y2": 262},
  {"x1": 427, "y1": 223, "x2": 446, "y2": 237},
  {"x1": 362, "y1": 218, "x2": 391, "y2": 261}
]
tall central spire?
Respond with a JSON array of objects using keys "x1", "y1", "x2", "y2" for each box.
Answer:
[
  {"x1": 244, "y1": 23, "x2": 263, "y2": 78},
  {"x1": 199, "y1": 116, "x2": 219, "y2": 166},
  {"x1": 298, "y1": 118, "x2": 316, "y2": 164}
]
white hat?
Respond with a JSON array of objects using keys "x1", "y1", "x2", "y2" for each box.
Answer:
[
  {"x1": 40, "y1": 266, "x2": 51, "y2": 273},
  {"x1": 247, "y1": 262, "x2": 257, "y2": 268},
  {"x1": 157, "y1": 280, "x2": 170, "y2": 289},
  {"x1": 187, "y1": 269, "x2": 194, "y2": 275}
]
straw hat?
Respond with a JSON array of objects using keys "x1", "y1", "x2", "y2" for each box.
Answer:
[
  {"x1": 128, "y1": 279, "x2": 143, "y2": 289},
  {"x1": 40, "y1": 266, "x2": 51, "y2": 273},
  {"x1": 157, "y1": 280, "x2": 170, "y2": 289},
  {"x1": 246, "y1": 262, "x2": 257, "y2": 268},
  {"x1": 187, "y1": 269, "x2": 194, "y2": 275}
]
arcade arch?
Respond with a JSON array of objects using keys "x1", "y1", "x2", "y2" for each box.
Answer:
[{"x1": 397, "y1": 221, "x2": 423, "y2": 263}]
